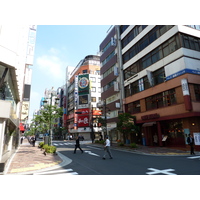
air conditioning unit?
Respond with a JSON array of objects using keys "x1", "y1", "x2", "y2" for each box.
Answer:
[
  {"x1": 115, "y1": 102, "x2": 120, "y2": 108},
  {"x1": 111, "y1": 37, "x2": 116, "y2": 46},
  {"x1": 114, "y1": 66, "x2": 119, "y2": 76},
  {"x1": 114, "y1": 81, "x2": 119, "y2": 91}
]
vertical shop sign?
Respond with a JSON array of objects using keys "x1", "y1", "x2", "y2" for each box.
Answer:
[
  {"x1": 181, "y1": 78, "x2": 192, "y2": 111},
  {"x1": 78, "y1": 74, "x2": 89, "y2": 95},
  {"x1": 194, "y1": 133, "x2": 200, "y2": 145}
]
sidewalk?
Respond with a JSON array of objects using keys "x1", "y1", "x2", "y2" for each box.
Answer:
[
  {"x1": 4, "y1": 138, "x2": 62, "y2": 175},
  {"x1": 3, "y1": 139, "x2": 200, "y2": 175},
  {"x1": 110, "y1": 142, "x2": 200, "y2": 156}
]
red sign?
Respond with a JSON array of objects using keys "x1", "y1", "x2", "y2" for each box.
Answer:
[
  {"x1": 93, "y1": 110, "x2": 101, "y2": 115},
  {"x1": 77, "y1": 108, "x2": 90, "y2": 114},
  {"x1": 77, "y1": 115, "x2": 89, "y2": 127}
]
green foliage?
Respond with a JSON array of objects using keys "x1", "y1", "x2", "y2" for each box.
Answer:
[
  {"x1": 117, "y1": 113, "x2": 139, "y2": 143},
  {"x1": 130, "y1": 143, "x2": 137, "y2": 148},
  {"x1": 39, "y1": 142, "x2": 44, "y2": 148},
  {"x1": 43, "y1": 144, "x2": 49, "y2": 150},
  {"x1": 29, "y1": 104, "x2": 63, "y2": 136},
  {"x1": 44, "y1": 145, "x2": 57, "y2": 154},
  {"x1": 95, "y1": 140, "x2": 105, "y2": 144},
  {"x1": 119, "y1": 142, "x2": 124, "y2": 146}
]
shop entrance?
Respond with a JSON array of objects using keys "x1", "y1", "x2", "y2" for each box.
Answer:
[{"x1": 142, "y1": 122, "x2": 157, "y2": 146}]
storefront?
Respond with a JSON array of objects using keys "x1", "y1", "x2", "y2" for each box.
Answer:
[{"x1": 141, "y1": 116, "x2": 200, "y2": 151}]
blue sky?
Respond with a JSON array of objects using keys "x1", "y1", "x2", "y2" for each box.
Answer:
[{"x1": 29, "y1": 25, "x2": 111, "y2": 121}]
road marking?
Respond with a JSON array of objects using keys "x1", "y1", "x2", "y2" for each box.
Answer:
[
  {"x1": 53, "y1": 143, "x2": 58, "y2": 146},
  {"x1": 146, "y1": 168, "x2": 177, "y2": 175},
  {"x1": 187, "y1": 156, "x2": 200, "y2": 159},
  {"x1": 55, "y1": 172, "x2": 78, "y2": 175},
  {"x1": 86, "y1": 146, "x2": 102, "y2": 150},
  {"x1": 33, "y1": 169, "x2": 75, "y2": 175},
  {"x1": 84, "y1": 151, "x2": 100, "y2": 157},
  {"x1": 64, "y1": 143, "x2": 74, "y2": 145}
]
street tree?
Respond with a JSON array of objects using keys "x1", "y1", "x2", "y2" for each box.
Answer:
[
  {"x1": 117, "y1": 113, "x2": 139, "y2": 144},
  {"x1": 31, "y1": 104, "x2": 63, "y2": 138}
]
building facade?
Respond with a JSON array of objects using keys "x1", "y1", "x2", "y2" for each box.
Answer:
[
  {"x1": 99, "y1": 27, "x2": 123, "y2": 142},
  {"x1": 66, "y1": 55, "x2": 102, "y2": 140},
  {"x1": 0, "y1": 25, "x2": 36, "y2": 171},
  {"x1": 100, "y1": 25, "x2": 200, "y2": 149}
]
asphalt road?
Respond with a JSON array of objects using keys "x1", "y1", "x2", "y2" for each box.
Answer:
[{"x1": 38, "y1": 141, "x2": 200, "y2": 175}]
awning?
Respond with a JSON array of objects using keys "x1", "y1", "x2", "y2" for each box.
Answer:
[{"x1": 142, "y1": 122, "x2": 156, "y2": 127}]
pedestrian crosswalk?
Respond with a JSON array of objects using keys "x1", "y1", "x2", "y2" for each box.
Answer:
[
  {"x1": 52, "y1": 141, "x2": 91, "y2": 146},
  {"x1": 33, "y1": 169, "x2": 78, "y2": 175}
]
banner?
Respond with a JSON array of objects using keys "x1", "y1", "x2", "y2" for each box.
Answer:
[{"x1": 78, "y1": 74, "x2": 89, "y2": 95}]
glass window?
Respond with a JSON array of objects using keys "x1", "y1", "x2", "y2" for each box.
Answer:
[
  {"x1": 194, "y1": 39, "x2": 200, "y2": 51},
  {"x1": 163, "y1": 45, "x2": 169, "y2": 57},
  {"x1": 184, "y1": 36, "x2": 190, "y2": 48},
  {"x1": 126, "y1": 100, "x2": 141, "y2": 114},
  {"x1": 91, "y1": 87, "x2": 96, "y2": 92},
  {"x1": 90, "y1": 77, "x2": 96, "y2": 82},
  {"x1": 194, "y1": 84, "x2": 200, "y2": 101},
  {"x1": 189, "y1": 37, "x2": 195, "y2": 50},
  {"x1": 142, "y1": 54, "x2": 151, "y2": 69},
  {"x1": 82, "y1": 69, "x2": 87, "y2": 73},
  {"x1": 91, "y1": 97, "x2": 96, "y2": 102}
]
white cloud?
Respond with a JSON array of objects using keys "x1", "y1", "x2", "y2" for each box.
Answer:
[{"x1": 36, "y1": 48, "x2": 66, "y2": 80}]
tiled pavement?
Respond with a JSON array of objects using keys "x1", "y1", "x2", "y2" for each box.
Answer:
[{"x1": 5, "y1": 138, "x2": 62, "y2": 174}]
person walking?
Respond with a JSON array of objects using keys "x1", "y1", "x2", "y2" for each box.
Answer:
[
  {"x1": 20, "y1": 136, "x2": 24, "y2": 144},
  {"x1": 187, "y1": 134, "x2": 195, "y2": 155},
  {"x1": 74, "y1": 136, "x2": 83, "y2": 154},
  {"x1": 102, "y1": 136, "x2": 113, "y2": 160},
  {"x1": 30, "y1": 135, "x2": 36, "y2": 147}
]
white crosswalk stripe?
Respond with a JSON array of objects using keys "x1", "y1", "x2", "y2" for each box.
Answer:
[
  {"x1": 187, "y1": 156, "x2": 200, "y2": 159},
  {"x1": 33, "y1": 169, "x2": 78, "y2": 175}
]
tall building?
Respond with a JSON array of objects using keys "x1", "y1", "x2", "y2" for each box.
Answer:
[
  {"x1": 99, "y1": 27, "x2": 122, "y2": 141},
  {"x1": 66, "y1": 55, "x2": 102, "y2": 140},
  {"x1": 100, "y1": 25, "x2": 200, "y2": 149},
  {"x1": 0, "y1": 25, "x2": 37, "y2": 171}
]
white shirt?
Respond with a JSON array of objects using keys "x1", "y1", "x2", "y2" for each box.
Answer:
[{"x1": 105, "y1": 139, "x2": 110, "y2": 147}]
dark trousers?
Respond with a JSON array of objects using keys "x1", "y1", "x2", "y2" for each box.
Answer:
[
  {"x1": 190, "y1": 144, "x2": 195, "y2": 154},
  {"x1": 74, "y1": 145, "x2": 83, "y2": 153}
]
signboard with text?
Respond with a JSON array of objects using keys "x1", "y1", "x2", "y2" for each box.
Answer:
[{"x1": 77, "y1": 115, "x2": 89, "y2": 127}]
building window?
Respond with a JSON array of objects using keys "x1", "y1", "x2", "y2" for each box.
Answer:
[
  {"x1": 153, "y1": 67, "x2": 165, "y2": 85},
  {"x1": 122, "y1": 25, "x2": 147, "y2": 48},
  {"x1": 82, "y1": 69, "x2": 88, "y2": 74},
  {"x1": 90, "y1": 77, "x2": 96, "y2": 82},
  {"x1": 102, "y1": 51, "x2": 115, "y2": 66},
  {"x1": 120, "y1": 25, "x2": 129, "y2": 34},
  {"x1": 146, "y1": 89, "x2": 176, "y2": 110},
  {"x1": 181, "y1": 34, "x2": 200, "y2": 51},
  {"x1": 103, "y1": 79, "x2": 116, "y2": 92},
  {"x1": 103, "y1": 65, "x2": 115, "y2": 79},
  {"x1": 194, "y1": 84, "x2": 200, "y2": 101},
  {"x1": 126, "y1": 100, "x2": 141, "y2": 114},
  {"x1": 91, "y1": 97, "x2": 96, "y2": 102},
  {"x1": 124, "y1": 34, "x2": 181, "y2": 82},
  {"x1": 91, "y1": 87, "x2": 96, "y2": 92},
  {"x1": 122, "y1": 25, "x2": 174, "y2": 64}
]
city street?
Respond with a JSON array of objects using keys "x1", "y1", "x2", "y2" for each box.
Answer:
[{"x1": 34, "y1": 140, "x2": 200, "y2": 175}]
